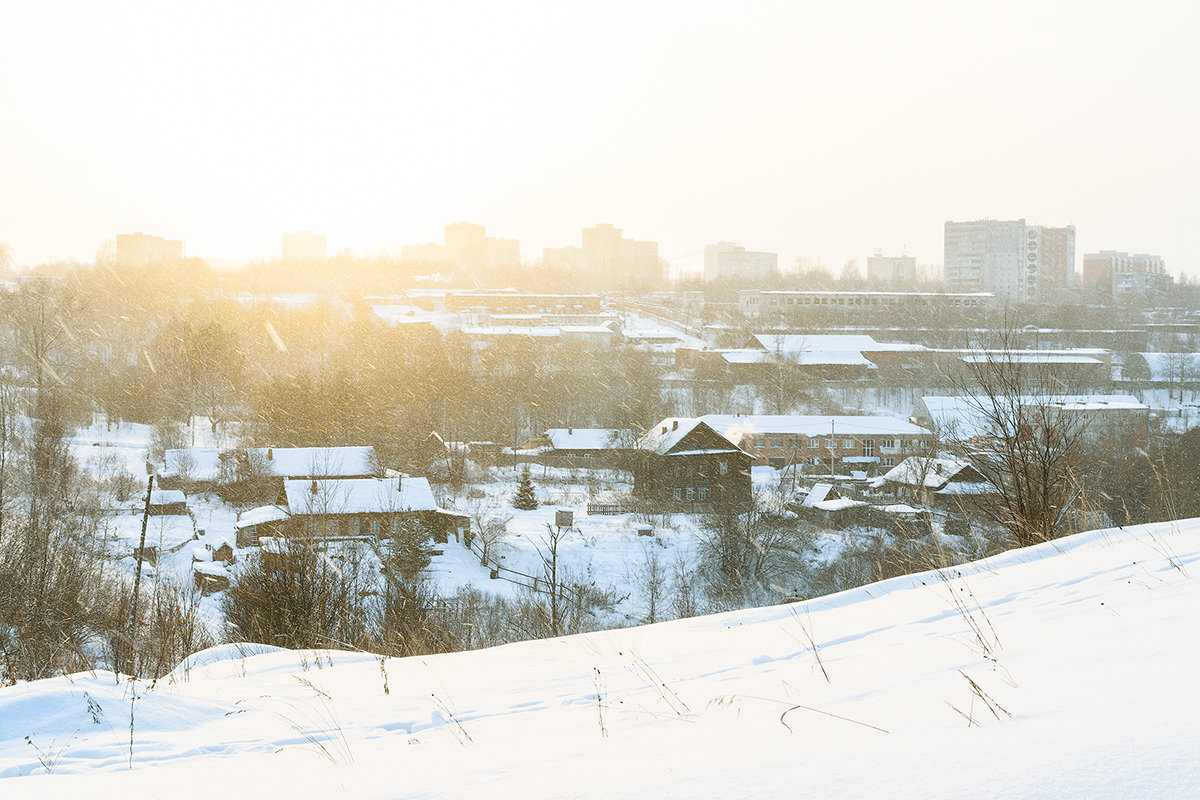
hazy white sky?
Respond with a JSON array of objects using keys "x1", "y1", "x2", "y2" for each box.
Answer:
[{"x1": 2, "y1": 0, "x2": 1198, "y2": 277}]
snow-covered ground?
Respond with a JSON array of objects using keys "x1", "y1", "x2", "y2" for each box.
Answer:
[{"x1": 2, "y1": 518, "x2": 1197, "y2": 797}]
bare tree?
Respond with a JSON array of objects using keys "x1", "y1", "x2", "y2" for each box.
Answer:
[
  {"x1": 759, "y1": 333, "x2": 807, "y2": 415},
  {"x1": 632, "y1": 541, "x2": 667, "y2": 624},
  {"x1": 697, "y1": 507, "x2": 811, "y2": 608},
  {"x1": 945, "y1": 325, "x2": 1096, "y2": 548},
  {"x1": 459, "y1": 495, "x2": 511, "y2": 567}
]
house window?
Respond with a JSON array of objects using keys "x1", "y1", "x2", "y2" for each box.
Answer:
[
  {"x1": 825, "y1": 438, "x2": 835, "y2": 449},
  {"x1": 349, "y1": 518, "x2": 360, "y2": 537},
  {"x1": 305, "y1": 519, "x2": 317, "y2": 537},
  {"x1": 842, "y1": 438, "x2": 855, "y2": 450},
  {"x1": 698, "y1": 487, "x2": 708, "y2": 501},
  {"x1": 686, "y1": 487, "x2": 695, "y2": 501},
  {"x1": 808, "y1": 438, "x2": 819, "y2": 449},
  {"x1": 369, "y1": 518, "x2": 381, "y2": 537},
  {"x1": 390, "y1": 517, "x2": 400, "y2": 536},
  {"x1": 883, "y1": 457, "x2": 895, "y2": 467},
  {"x1": 882, "y1": 438, "x2": 897, "y2": 450},
  {"x1": 754, "y1": 439, "x2": 765, "y2": 449},
  {"x1": 811, "y1": 457, "x2": 821, "y2": 466},
  {"x1": 673, "y1": 488, "x2": 682, "y2": 501},
  {"x1": 770, "y1": 438, "x2": 783, "y2": 448},
  {"x1": 325, "y1": 519, "x2": 338, "y2": 537},
  {"x1": 863, "y1": 440, "x2": 875, "y2": 457},
  {"x1": 719, "y1": 461, "x2": 728, "y2": 475}
]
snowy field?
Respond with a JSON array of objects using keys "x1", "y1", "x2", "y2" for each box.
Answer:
[{"x1": 2, "y1": 518, "x2": 1197, "y2": 797}]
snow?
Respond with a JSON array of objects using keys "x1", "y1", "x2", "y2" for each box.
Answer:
[
  {"x1": 251, "y1": 446, "x2": 376, "y2": 479},
  {"x1": 234, "y1": 505, "x2": 290, "y2": 529},
  {"x1": 104, "y1": 513, "x2": 196, "y2": 554},
  {"x1": 3, "y1": 519, "x2": 1198, "y2": 797},
  {"x1": 148, "y1": 490, "x2": 186, "y2": 506},
  {"x1": 161, "y1": 447, "x2": 221, "y2": 481},
  {"x1": 716, "y1": 414, "x2": 927, "y2": 438},
  {"x1": 1137, "y1": 351, "x2": 1200, "y2": 382},
  {"x1": 282, "y1": 477, "x2": 438, "y2": 515},
  {"x1": 921, "y1": 394, "x2": 1148, "y2": 440},
  {"x1": 544, "y1": 428, "x2": 626, "y2": 451},
  {"x1": 881, "y1": 456, "x2": 972, "y2": 489}
]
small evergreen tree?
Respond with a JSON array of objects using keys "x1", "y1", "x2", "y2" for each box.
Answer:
[{"x1": 512, "y1": 467, "x2": 539, "y2": 510}]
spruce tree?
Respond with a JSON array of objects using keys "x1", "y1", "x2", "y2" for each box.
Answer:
[{"x1": 512, "y1": 467, "x2": 539, "y2": 510}]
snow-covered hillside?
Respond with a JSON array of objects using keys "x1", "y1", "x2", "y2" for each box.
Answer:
[{"x1": 2, "y1": 520, "x2": 1198, "y2": 798}]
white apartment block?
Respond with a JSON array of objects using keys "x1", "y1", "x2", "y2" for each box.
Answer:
[
  {"x1": 703, "y1": 242, "x2": 778, "y2": 282},
  {"x1": 866, "y1": 253, "x2": 917, "y2": 288},
  {"x1": 943, "y1": 219, "x2": 1075, "y2": 302}
]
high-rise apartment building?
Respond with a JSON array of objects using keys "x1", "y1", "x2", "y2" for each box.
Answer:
[
  {"x1": 1082, "y1": 251, "x2": 1170, "y2": 299},
  {"x1": 115, "y1": 232, "x2": 184, "y2": 268},
  {"x1": 281, "y1": 230, "x2": 327, "y2": 262},
  {"x1": 943, "y1": 219, "x2": 1075, "y2": 302},
  {"x1": 543, "y1": 223, "x2": 662, "y2": 287},
  {"x1": 402, "y1": 223, "x2": 519, "y2": 271},
  {"x1": 866, "y1": 252, "x2": 917, "y2": 288},
  {"x1": 703, "y1": 242, "x2": 778, "y2": 282}
]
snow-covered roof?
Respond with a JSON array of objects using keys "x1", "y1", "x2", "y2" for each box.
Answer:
[
  {"x1": 747, "y1": 334, "x2": 923, "y2": 366},
  {"x1": 235, "y1": 505, "x2": 291, "y2": 530},
  {"x1": 959, "y1": 353, "x2": 1102, "y2": 365},
  {"x1": 249, "y1": 446, "x2": 376, "y2": 479},
  {"x1": 161, "y1": 447, "x2": 222, "y2": 481},
  {"x1": 721, "y1": 350, "x2": 767, "y2": 364},
  {"x1": 149, "y1": 489, "x2": 186, "y2": 506},
  {"x1": 811, "y1": 497, "x2": 867, "y2": 512},
  {"x1": 544, "y1": 428, "x2": 628, "y2": 451},
  {"x1": 921, "y1": 394, "x2": 1148, "y2": 439},
  {"x1": 880, "y1": 457, "x2": 972, "y2": 489},
  {"x1": 802, "y1": 482, "x2": 835, "y2": 507},
  {"x1": 283, "y1": 477, "x2": 438, "y2": 515},
  {"x1": 192, "y1": 561, "x2": 229, "y2": 577},
  {"x1": 701, "y1": 414, "x2": 929, "y2": 441},
  {"x1": 636, "y1": 418, "x2": 745, "y2": 456},
  {"x1": 877, "y1": 503, "x2": 922, "y2": 514},
  {"x1": 934, "y1": 481, "x2": 996, "y2": 496}
]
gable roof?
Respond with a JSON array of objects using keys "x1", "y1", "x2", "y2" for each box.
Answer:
[
  {"x1": 700, "y1": 414, "x2": 929, "y2": 442},
  {"x1": 637, "y1": 418, "x2": 747, "y2": 457},
  {"x1": 880, "y1": 457, "x2": 974, "y2": 490},
  {"x1": 544, "y1": 428, "x2": 630, "y2": 451},
  {"x1": 235, "y1": 505, "x2": 292, "y2": 530},
  {"x1": 283, "y1": 477, "x2": 438, "y2": 516},
  {"x1": 249, "y1": 446, "x2": 377, "y2": 479}
]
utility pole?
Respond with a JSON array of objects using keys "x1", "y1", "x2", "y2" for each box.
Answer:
[
  {"x1": 128, "y1": 474, "x2": 154, "y2": 675},
  {"x1": 828, "y1": 419, "x2": 836, "y2": 478}
]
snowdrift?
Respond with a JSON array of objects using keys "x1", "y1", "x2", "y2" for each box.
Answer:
[{"x1": 2, "y1": 520, "x2": 1198, "y2": 798}]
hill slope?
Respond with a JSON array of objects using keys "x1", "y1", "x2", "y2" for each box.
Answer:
[{"x1": 3, "y1": 520, "x2": 1198, "y2": 798}]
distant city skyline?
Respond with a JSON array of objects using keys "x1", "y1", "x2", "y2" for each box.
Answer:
[{"x1": 2, "y1": 2, "x2": 1197, "y2": 278}]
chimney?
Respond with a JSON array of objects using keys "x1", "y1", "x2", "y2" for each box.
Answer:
[
  {"x1": 267, "y1": 448, "x2": 273, "y2": 461},
  {"x1": 661, "y1": 426, "x2": 667, "y2": 434},
  {"x1": 397, "y1": 475, "x2": 403, "y2": 493},
  {"x1": 568, "y1": 427, "x2": 573, "y2": 434},
  {"x1": 310, "y1": 479, "x2": 318, "y2": 495},
  {"x1": 672, "y1": 420, "x2": 679, "y2": 431}
]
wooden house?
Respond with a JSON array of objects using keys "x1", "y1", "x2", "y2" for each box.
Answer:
[
  {"x1": 633, "y1": 418, "x2": 753, "y2": 512},
  {"x1": 528, "y1": 428, "x2": 635, "y2": 469}
]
